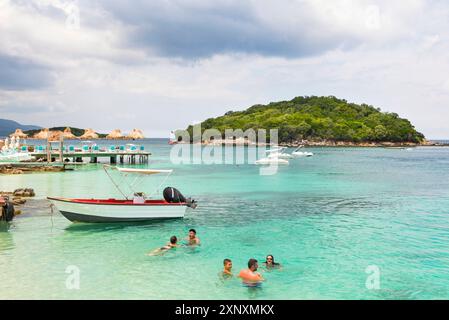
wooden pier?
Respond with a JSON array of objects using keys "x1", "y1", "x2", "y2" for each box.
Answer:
[
  {"x1": 30, "y1": 150, "x2": 151, "y2": 164},
  {"x1": 27, "y1": 137, "x2": 151, "y2": 164}
]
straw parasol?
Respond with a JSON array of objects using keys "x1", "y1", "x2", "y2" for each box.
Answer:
[
  {"x1": 127, "y1": 129, "x2": 145, "y2": 140},
  {"x1": 33, "y1": 128, "x2": 50, "y2": 139},
  {"x1": 48, "y1": 130, "x2": 64, "y2": 141},
  {"x1": 106, "y1": 129, "x2": 123, "y2": 140},
  {"x1": 0, "y1": 139, "x2": 4, "y2": 149},
  {"x1": 80, "y1": 128, "x2": 99, "y2": 140},
  {"x1": 63, "y1": 127, "x2": 77, "y2": 139},
  {"x1": 10, "y1": 129, "x2": 28, "y2": 139}
]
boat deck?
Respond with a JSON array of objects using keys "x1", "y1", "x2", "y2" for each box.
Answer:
[{"x1": 48, "y1": 197, "x2": 186, "y2": 206}]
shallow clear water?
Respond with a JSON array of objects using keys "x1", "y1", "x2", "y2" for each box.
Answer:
[{"x1": 1, "y1": 140, "x2": 449, "y2": 299}]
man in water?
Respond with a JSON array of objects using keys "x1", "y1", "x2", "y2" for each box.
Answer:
[
  {"x1": 186, "y1": 229, "x2": 200, "y2": 246},
  {"x1": 148, "y1": 235, "x2": 179, "y2": 256},
  {"x1": 219, "y1": 259, "x2": 233, "y2": 279},
  {"x1": 238, "y1": 258, "x2": 264, "y2": 286}
]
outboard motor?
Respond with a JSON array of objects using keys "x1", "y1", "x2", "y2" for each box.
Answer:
[
  {"x1": 163, "y1": 187, "x2": 197, "y2": 209},
  {"x1": 0, "y1": 197, "x2": 15, "y2": 222}
]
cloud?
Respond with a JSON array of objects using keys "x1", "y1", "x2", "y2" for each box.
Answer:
[
  {"x1": 95, "y1": 0, "x2": 407, "y2": 59},
  {"x1": 0, "y1": 54, "x2": 54, "y2": 90},
  {"x1": 0, "y1": 0, "x2": 449, "y2": 138}
]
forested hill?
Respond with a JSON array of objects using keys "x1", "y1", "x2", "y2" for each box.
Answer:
[{"x1": 192, "y1": 96, "x2": 425, "y2": 143}]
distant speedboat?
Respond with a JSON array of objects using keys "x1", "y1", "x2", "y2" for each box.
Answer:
[
  {"x1": 292, "y1": 146, "x2": 313, "y2": 157},
  {"x1": 266, "y1": 147, "x2": 293, "y2": 159},
  {"x1": 48, "y1": 165, "x2": 197, "y2": 223}
]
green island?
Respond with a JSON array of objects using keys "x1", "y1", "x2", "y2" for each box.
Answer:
[{"x1": 187, "y1": 96, "x2": 426, "y2": 145}]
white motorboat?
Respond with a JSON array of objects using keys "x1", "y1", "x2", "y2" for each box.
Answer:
[
  {"x1": 266, "y1": 147, "x2": 293, "y2": 159},
  {"x1": 292, "y1": 145, "x2": 314, "y2": 157},
  {"x1": 48, "y1": 165, "x2": 196, "y2": 223}
]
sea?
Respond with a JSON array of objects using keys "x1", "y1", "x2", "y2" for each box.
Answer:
[{"x1": 1, "y1": 139, "x2": 449, "y2": 299}]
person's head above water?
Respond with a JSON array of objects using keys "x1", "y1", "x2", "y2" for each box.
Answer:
[
  {"x1": 223, "y1": 258, "x2": 232, "y2": 270},
  {"x1": 188, "y1": 229, "x2": 196, "y2": 239},
  {"x1": 248, "y1": 258, "x2": 258, "y2": 271},
  {"x1": 170, "y1": 236, "x2": 177, "y2": 244},
  {"x1": 265, "y1": 255, "x2": 277, "y2": 265}
]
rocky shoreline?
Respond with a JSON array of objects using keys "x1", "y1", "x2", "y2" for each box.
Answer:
[
  {"x1": 279, "y1": 140, "x2": 440, "y2": 148},
  {"x1": 0, "y1": 164, "x2": 67, "y2": 175},
  {"x1": 192, "y1": 139, "x2": 444, "y2": 147},
  {"x1": 1, "y1": 188, "x2": 36, "y2": 219}
]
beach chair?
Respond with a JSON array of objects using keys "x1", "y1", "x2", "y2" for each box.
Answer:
[
  {"x1": 109, "y1": 145, "x2": 115, "y2": 152},
  {"x1": 130, "y1": 145, "x2": 137, "y2": 151},
  {"x1": 69, "y1": 146, "x2": 75, "y2": 153},
  {"x1": 139, "y1": 145, "x2": 145, "y2": 151},
  {"x1": 119, "y1": 145, "x2": 125, "y2": 152},
  {"x1": 93, "y1": 145, "x2": 99, "y2": 152},
  {"x1": 21, "y1": 145, "x2": 28, "y2": 152},
  {"x1": 82, "y1": 145, "x2": 89, "y2": 152}
]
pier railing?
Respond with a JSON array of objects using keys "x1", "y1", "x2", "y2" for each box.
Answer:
[{"x1": 24, "y1": 139, "x2": 150, "y2": 164}]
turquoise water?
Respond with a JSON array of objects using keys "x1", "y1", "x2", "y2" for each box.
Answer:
[{"x1": 1, "y1": 140, "x2": 449, "y2": 299}]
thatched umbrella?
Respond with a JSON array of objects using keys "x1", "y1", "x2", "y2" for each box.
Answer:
[
  {"x1": 80, "y1": 128, "x2": 99, "y2": 140},
  {"x1": 48, "y1": 130, "x2": 64, "y2": 141},
  {"x1": 106, "y1": 129, "x2": 123, "y2": 139},
  {"x1": 10, "y1": 129, "x2": 28, "y2": 139},
  {"x1": 0, "y1": 139, "x2": 4, "y2": 149},
  {"x1": 33, "y1": 128, "x2": 50, "y2": 139},
  {"x1": 63, "y1": 127, "x2": 77, "y2": 139},
  {"x1": 127, "y1": 129, "x2": 145, "y2": 140}
]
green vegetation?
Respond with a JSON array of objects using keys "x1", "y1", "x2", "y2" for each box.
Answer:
[{"x1": 188, "y1": 96, "x2": 425, "y2": 143}]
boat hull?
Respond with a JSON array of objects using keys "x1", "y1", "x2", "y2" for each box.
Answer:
[
  {"x1": 292, "y1": 152, "x2": 313, "y2": 157},
  {"x1": 255, "y1": 158, "x2": 289, "y2": 165},
  {"x1": 48, "y1": 197, "x2": 188, "y2": 223}
]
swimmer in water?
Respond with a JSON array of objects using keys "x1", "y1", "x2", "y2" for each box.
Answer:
[
  {"x1": 262, "y1": 255, "x2": 282, "y2": 270},
  {"x1": 238, "y1": 258, "x2": 264, "y2": 286},
  {"x1": 148, "y1": 236, "x2": 179, "y2": 256},
  {"x1": 185, "y1": 229, "x2": 200, "y2": 246},
  {"x1": 219, "y1": 258, "x2": 233, "y2": 279}
]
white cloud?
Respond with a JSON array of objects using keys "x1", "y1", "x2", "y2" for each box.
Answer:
[{"x1": 0, "y1": 0, "x2": 449, "y2": 138}]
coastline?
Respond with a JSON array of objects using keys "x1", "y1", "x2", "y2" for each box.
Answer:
[{"x1": 181, "y1": 140, "x2": 448, "y2": 147}]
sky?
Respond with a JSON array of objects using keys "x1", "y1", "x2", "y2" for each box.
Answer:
[{"x1": 0, "y1": 0, "x2": 448, "y2": 138}]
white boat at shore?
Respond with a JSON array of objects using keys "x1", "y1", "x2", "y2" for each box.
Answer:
[{"x1": 48, "y1": 165, "x2": 196, "y2": 223}]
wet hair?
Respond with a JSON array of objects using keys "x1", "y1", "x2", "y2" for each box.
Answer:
[
  {"x1": 248, "y1": 258, "x2": 258, "y2": 269},
  {"x1": 265, "y1": 255, "x2": 279, "y2": 265},
  {"x1": 189, "y1": 229, "x2": 196, "y2": 234},
  {"x1": 223, "y1": 258, "x2": 232, "y2": 265},
  {"x1": 170, "y1": 236, "x2": 177, "y2": 244}
]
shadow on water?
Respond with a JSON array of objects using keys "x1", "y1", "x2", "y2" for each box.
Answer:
[
  {"x1": 63, "y1": 218, "x2": 182, "y2": 233},
  {"x1": 0, "y1": 222, "x2": 14, "y2": 253},
  {"x1": 0, "y1": 221, "x2": 11, "y2": 232},
  {"x1": 244, "y1": 283, "x2": 264, "y2": 299}
]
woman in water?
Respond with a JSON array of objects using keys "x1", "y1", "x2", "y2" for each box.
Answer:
[{"x1": 262, "y1": 255, "x2": 281, "y2": 270}]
